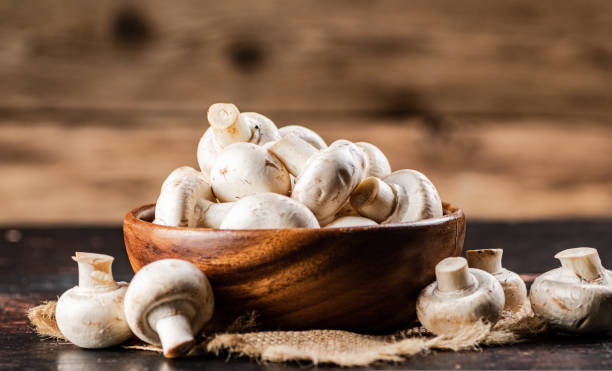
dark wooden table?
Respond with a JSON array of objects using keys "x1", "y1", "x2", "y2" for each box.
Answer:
[{"x1": 2, "y1": 220, "x2": 612, "y2": 370}]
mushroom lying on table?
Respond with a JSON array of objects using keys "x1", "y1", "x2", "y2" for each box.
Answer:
[
  {"x1": 466, "y1": 249, "x2": 528, "y2": 312},
  {"x1": 124, "y1": 259, "x2": 214, "y2": 358},
  {"x1": 530, "y1": 247, "x2": 612, "y2": 333},
  {"x1": 417, "y1": 257, "x2": 505, "y2": 335},
  {"x1": 56, "y1": 252, "x2": 132, "y2": 348}
]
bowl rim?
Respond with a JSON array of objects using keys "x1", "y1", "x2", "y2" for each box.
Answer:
[{"x1": 125, "y1": 202, "x2": 464, "y2": 233}]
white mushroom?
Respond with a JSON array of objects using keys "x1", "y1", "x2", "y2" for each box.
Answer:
[
  {"x1": 466, "y1": 249, "x2": 528, "y2": 312},
  {"x1": 124, "y1": 259, "x2": 214, "y2": 358},
  {"x1": 325, "y1": 216, "x2": 378, "y2": 228},
  {"x1": 197, "y1": 103, "x2": 280, "y2": 180},
  {"x1": 350, "y1": 170, "x2": 443, "y2": 224},
  {"x1": 210, "y1": 142, "x2": 291, "y2": 202},
  {"x1": 530, "y1": 247, "x2": 612, "y2": 333},
  {"x1": 207, "y1": 103, "x2": 280, "y2": 149},
  {"x1": 219, "y1": 193, "x2": 319, "y2": 229},
  {"x1": 196, "y1": 129, "x2": 217, "y2": 182},
  {"x1": 355, "y1": 142, "x2": 391, "y2": 179},
  {"x1": 154, "y1": 167, "x2": 233, "y2": 228},
  {"x1": 266, "y1": 133, "x2": 319, "y2": 176},
  {"x1": 334, "y1": 201, "x2": 360, "y2": 218},
  {"x1": 278, "y1": 124, "x2": 327, "y2": 150},
  {"x1": 290, "y1": 140, "x2": 366, "y2": 225},
  {"x1": 416, "y1": 257, "x2": 505, "y2": 335},
  {"x1": 56, "y1": 252, "x2": 132, "y2": 348},
  {"x1": 159, "y1": 166, "x2": 201, "y2": 190}
]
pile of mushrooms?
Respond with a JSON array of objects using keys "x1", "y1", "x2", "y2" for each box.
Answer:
[
  {"x1": 417, "y1": 246, "x2": 612, "y2": 336},
  {"x1": 52, "y1": 103, "x2": 612, "y2": 358},
  {"x1": 154, "y1": 102, "x2": 444, "y2": 229}
]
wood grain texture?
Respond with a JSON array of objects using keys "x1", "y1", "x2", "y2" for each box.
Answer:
[
  {"x1": 2, "y1": 0, "x2": 612, "y2": 116},
  {"x1": 123, "y1": 203, "x2": 465, "y2": 333},
  {"x1": 2, "y1": 1, "x2": 612, "y2": 223},
  {"x1": 1, "y1": 114, "x2": 611, "y2": 223}
]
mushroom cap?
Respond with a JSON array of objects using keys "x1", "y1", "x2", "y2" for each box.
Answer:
[
  {"x1": 325, "y1": 216, "x2": 378, "y2": 228},
  {"x1": 530, "y1": 267, "x2": 612, "y2": 333},
  {"x1": 292, "y1": 140, "x2": 366, "y2": 224},
  {"x1": 466, "y1": 248, "x2": 529, "y2": 312},
  {"x1": 56, "y1": 283, "x2": 131, "y2": 348},
  {"x1": 160, "y1": 166, "x2": 202, "y2": 190},
  {"x1": 241, "y1": 112, "x2": 281, "y2": 146},
  {"x1": 279, "y1": 125, "x2": 327, "y2": 150},
  {"x1": 210, "y1": 142, "x2": 291, "y2": 202},
  {"x1": 383, "y1": 169, "x2": 443, "y2": 223},
  {"x1": 416, "y1": 268, "x2": 505, "y2": 335},
  {"x1": 356, "y1": 142, "x2": 391, "y2": 179},
  {"x1": 219, "y1": 192, "x2": 319, "y2": 229},
  {"x1": 494, "y1": 269, "x2": 528, "y2": 312},
  {"x1": 196, "y1": 128, "x2": 218, "y2": 182},
  {"x1": 154, "y1": 171, "x2": 214, "y2": 227},
  {"x1": 124, "y1": 259, "x2": 214, "y2": 346}
]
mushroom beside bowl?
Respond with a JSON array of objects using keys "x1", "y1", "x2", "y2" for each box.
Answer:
[{"x1": 123, "y1": 202, "x2": 465, "y2": 333}]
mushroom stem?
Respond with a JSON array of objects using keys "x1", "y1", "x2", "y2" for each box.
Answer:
[
  {"x1": 555, "y1": 247, "x2": 605, "y2": 282},
  {"x1": 267, "y1": 134, "x2": 318, "y2": 176},
  {"x1": 155, "y1": 314, "x2": 194, "y2": 358},
  {"x1": 72, "y1": 252, "x2": 117, "y2": 290},
  {"x1": 435, "y1": 257, "x2": 475, "y2": 292},
  {"x1": 466, "y1": 249, "x2": 503, "y2": 274},
  {"x1": 350, "y1": 177, "x2": 396, "y2": 223},
  {"x1": 207, "y1": 103, "x2": 252, "y2": 148},
  {"x1": 147, "y1": 302, "x2": 196, "y2": 358}
]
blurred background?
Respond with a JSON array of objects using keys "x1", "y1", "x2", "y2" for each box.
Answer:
[{"x1": 1, "y1": 0, "x2": 611, "y2": 224}]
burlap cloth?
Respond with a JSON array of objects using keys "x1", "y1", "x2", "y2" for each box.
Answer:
[{"x1": 28, "y1": 301, "x2": 546, "y2": 367}]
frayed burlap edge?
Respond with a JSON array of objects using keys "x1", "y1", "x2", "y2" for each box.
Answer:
[
  {"x1": 27, "y1": 301, "x2": 547, "y2": 367},
  {"x1": 27, "y1": 301, "x2": 63, "y2": 339}
]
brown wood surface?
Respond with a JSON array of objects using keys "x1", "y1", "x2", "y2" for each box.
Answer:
[
  {"x1": 2, "y1": 1, "x2": 612, "y2": 224},
  {"x1": 1, "y1": 114, "x2": 611, "y2": 224},
  {"x1": 3, "y1": 221, "x2": 612, "y2": 369},
  {"x1": 123, "y1": 203, "x2": 465, "y2": 332},
  {"x1": 3, "y1": 0, "x2": 612, "y2": 116}
]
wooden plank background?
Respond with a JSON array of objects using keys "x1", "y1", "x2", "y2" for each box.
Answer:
[{"x1": 1, "y1": 0, "x2": 611, "y2": 223}]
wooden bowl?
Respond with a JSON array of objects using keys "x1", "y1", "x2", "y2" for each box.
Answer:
[{"x1": 123, "y1": 203, "x2": 465, "y2": 333}]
